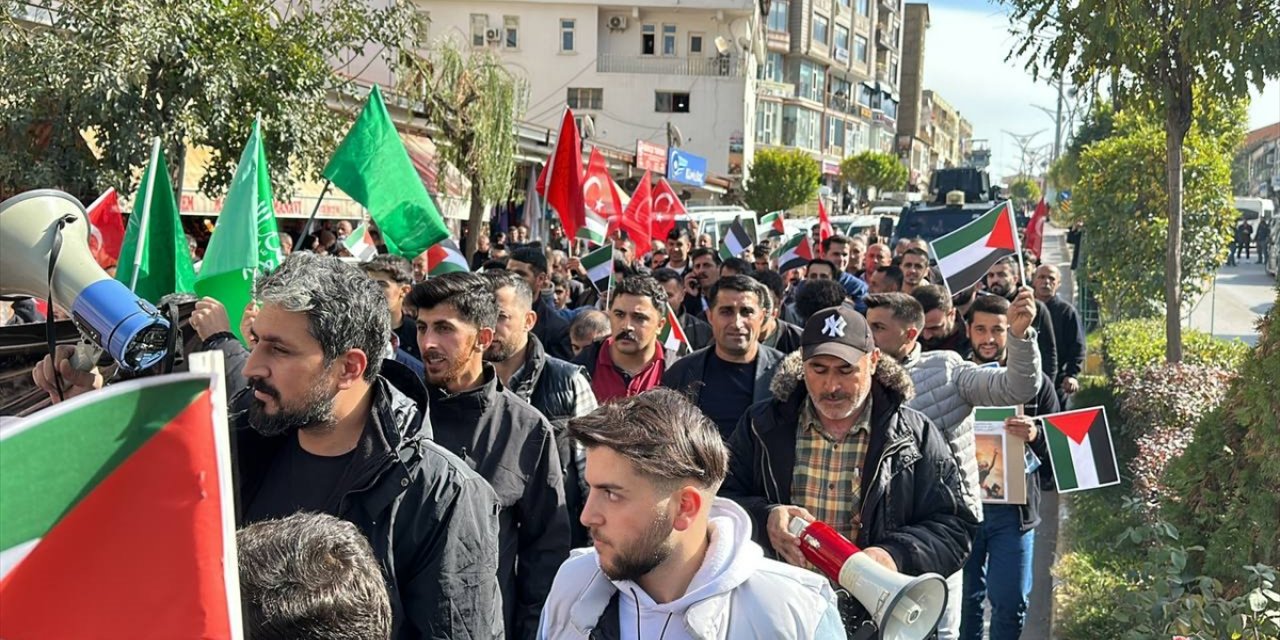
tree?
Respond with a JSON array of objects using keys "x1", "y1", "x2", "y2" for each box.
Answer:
[
  {"x1": 0, "y1": 0, "x2": 413, "y2": 202},
  {"x1": 840, "y1": 151, "x2": 908, "y2": 200},
  {"x1": 1073, "y1": 97, "x2": 1243, "y2": 320},
  {"x1": 1003, "y1": 0, "x2": 1280, "y2": 362},
  {"x1": 741, "y1": 148, "x2": 821, "y2": 214},
  {"x1": 400, "y1": 40, "x2": 520, "y2": 258},
  {"x1": 1046, "y1": 103, "x2": 1115, "y2": 194},
  {"x1": 1008, "y1": 176, "x2": 1043, "y2": 210}
]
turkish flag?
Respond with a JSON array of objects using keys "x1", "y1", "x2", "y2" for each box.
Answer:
[
  {"x1": 584, "y1": 147, "x2": 624, "y2": 234},
  {"x1": 540, "y1": 109, "x2": 586, "y2": 238},
  {"x1": 818, "y1": 199, "x2": 834, "y2": 244},
  {"x1": 651, "y1": 178, "x2": 686, "y2": 242},
  {"x1": 1024, "y1": 197, "x2": 1049, "y2": 259},
  {"x1": 621, "y1": 171, "x2": 654, "y2": 256},
  {"x1": 86, "y1": 188, "x2": 125, "y2": 269}
]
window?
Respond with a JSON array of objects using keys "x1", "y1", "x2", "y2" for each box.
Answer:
[
  {"x1": 848, "y1": 120, "x2": 866, "y2": 153},
  {"x1": 858, "y1": 0, "x2": 871, "y2": 16},
  {"x1": 662, "y1": 24, "x2": 677, "y2": 56},
  {"x1": 838, "y1": 0, "x2": 852, "y2": 8},
  {"x1": 767, "y1": 1, "x2": 788, "y2": 31},
  {"x1": 756, "y1": 100, "x2": 781, "y2": 146},
  {"x1": 854, "y1": 34, "x2": 869, "y2": 63},
  {"x1": 503, "y1": 16, "x2": 519, "y2": 49},
  {"x1": 813, "y1": 13, "x2": 829, "y2": 46},
  {"x1": 783, "y1": 106, "x2": 822, "y2": 151},
  {"x1": 798, "y1": 60, "x2": 825, "y2": 102},
  {"x1": 889, "y1": 57, "x2": 900, "y2": 83},
  {"x1": 830, "y1": 77, "x2": 852, "y2": 109},
  {"x1": 560, "y1": 19, "x2": 575, "y2": 52},
  {"x1": 884, "y1": 97, "x2": 899, "y2": 119},
  {"x1": 642, "y1": 24, "x2": 656, "y2": 55},
  {"x1": 761, "y1": 51, "x2": 784, "y2": 83},
  {"x1": 857, "y1": 83, "x2": 874, "y2": 107},
  {"x1": 567, "y1": 88, "x2": 603, "y2": 110},
  {"x1": 827, "y1": 117, "x2": 846, "y2": 153},
  {"x1": 656, "y1": 91, "x2": 691, "y2": 113},
  {"x1": 834, "y1": 25, "x2": 850, "y2": 61},
  {"x1": 689, "y1": 32, "x2": 704, "y2": 55},
  {"x1": 470, "y1": 14, "x2": 488, "y2": 48}
]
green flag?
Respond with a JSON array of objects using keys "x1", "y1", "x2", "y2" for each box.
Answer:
[
  {"x1": 116, "y1": 146, "x2": 196, "y2": 304},
  {"x1": 323, "y1": 86, "x2": 448, "y2": 258},
  {"x1": 195, "y1": 119, "x2": 283, "y2": 341}
]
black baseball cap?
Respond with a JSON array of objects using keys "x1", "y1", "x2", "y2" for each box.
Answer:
[{"x1": 802, "y1": 306, "x2": 875, "y2": 365}]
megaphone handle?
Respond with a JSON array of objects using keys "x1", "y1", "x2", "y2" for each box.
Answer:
[{"x1": 70, "y1": 341, "x2": 101, "y2": 372}]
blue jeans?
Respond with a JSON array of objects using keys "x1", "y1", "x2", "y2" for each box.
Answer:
[{"x1": 959, "y1": 504, "x2": 1034, "y2": 640}]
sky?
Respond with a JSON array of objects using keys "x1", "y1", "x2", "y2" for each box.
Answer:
[{"x1": 921, "y1": 0, "x2": 1280, "y2": 180}]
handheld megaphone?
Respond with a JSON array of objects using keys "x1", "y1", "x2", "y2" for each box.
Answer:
[
  {"x1": 788, "y1": 518, "x2": 947, "y2": 640},
  {"x1": 0, "y1": 189, "x2": 170, "y2": 371}
]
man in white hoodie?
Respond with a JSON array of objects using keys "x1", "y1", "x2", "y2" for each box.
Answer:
[{"x1": 538, "y1": 388, "x2": 845, "y2": 639}]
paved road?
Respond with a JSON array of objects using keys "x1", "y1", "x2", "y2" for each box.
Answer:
[{"x1": 1186, "y1": 258, "x2": 1275, "y2": 346}]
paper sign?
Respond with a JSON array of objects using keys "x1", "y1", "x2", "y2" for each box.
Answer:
[{"x1": 973, "y1": 406, "x2": 1027, "y2": 505}]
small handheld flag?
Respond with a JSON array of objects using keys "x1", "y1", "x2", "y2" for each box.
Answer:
[
  {"x1": 343, "y1": 222, "x2": 378, "y2": 262},
  {"x1": 659, "y1": 308, "x2": 690, "y2": 355},
  {"x1": 719, "y1": 218, "x2": 753, "y2": 260},
  {"x1": 760, "y1": 211, "x2": 786, "y2": 239},
  {"x1": 772, "y1": 233, "x2": 814, "y2": 273},
  {"x1": 929, "y1": 200, "x2": 1022, "y2": 294},
  {"x1": 426, "y1": 238, "x2": 469, "y2": 276},
  {"x1": 1040, "y1": 406, "x2": 1120, "y2": 493},
  {"x1": 581, "y1": 243, "x2": 614, "y2": 293}
]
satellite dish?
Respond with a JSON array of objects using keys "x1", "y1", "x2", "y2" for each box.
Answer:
[
  {"x1": 714, "y1": 36, "x2": 732, "y2": 55},
  {"x1": 581, "y1": 115, "x2": 596, "y2": 140},
  {"x1": 667, "y1": 123, "x2": 685, "y2": 148}
]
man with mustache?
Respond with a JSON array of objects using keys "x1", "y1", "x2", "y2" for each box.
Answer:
[
  {"x1": 573, "y1": 275, "x2": 675, "y2": 404},
  {"x1": 914, "y1": 284, "x2": 972, "y2": 361},
  {"x1": 722, "y1": 306, "x2": 978, "y2": 636},
  {"x1": 409, "y1": 272, "x2": 571, "y2": 640},
  {"x1": 538, "y1": 389, "x2": 846, "y2": 639},
  {"x1": 984, "y1": 258, "x2": 1057, "y2": 382},
  {"x1": 661, "y1": 275, "x2": 784, "y2": 439}
]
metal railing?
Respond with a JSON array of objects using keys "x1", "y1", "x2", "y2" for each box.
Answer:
[{"x1": 596, "y1": 53, "x2": 746, "y2": 77}]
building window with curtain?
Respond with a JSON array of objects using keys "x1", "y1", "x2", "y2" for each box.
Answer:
[{"x1": 768, "y1": 1, "x2": 789, "y2": 31}]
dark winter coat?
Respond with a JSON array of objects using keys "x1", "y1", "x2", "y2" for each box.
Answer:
[
  {"x1": 1042, "y1": 295, "x2": 1085, "y2": 384},
  {"x1": 534, "y1": 292, "x2": 575, "y2": 361},
  {"x1": 660, "y1": 343, "x2": 784, "y2": 427}
]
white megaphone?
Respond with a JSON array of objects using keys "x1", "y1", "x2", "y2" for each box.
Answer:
[
  {"x1": 0, "y1": 189, "x2": 170, "y2": 371},
  {"x1": 788, "y1": 518, "x2": 947, "y2": 640}
]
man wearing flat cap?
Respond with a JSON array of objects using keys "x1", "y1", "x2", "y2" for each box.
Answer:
[{"x1": 722, "y1": 306, "x2": 979, "y2": 638}]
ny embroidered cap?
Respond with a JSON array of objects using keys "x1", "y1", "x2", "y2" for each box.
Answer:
[{"x1": 801, "y1": 306, "x2": 875, "y2": 365}]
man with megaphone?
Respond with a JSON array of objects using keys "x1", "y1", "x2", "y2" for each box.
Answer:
[{"x1": 722, "y1": 306, "x2": 980, "y2": 638}]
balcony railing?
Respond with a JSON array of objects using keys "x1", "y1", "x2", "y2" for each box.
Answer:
[{"x1": 597, "y1": 53, "x2": 746, "y2": 77}]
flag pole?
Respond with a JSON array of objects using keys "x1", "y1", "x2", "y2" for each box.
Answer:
[
  {"x1": 1008, "y1": 199, "x2": 1029, "y2": 288},
  {"x1": 300, "y1": 179, "x2": 332, "y2": 243},
  {"x1": 129, "y1": 137, "x2": 162, "y2": 292}
]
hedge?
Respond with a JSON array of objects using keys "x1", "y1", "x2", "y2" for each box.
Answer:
[{"x1": 1099, "y1": 317, "x2": 1250, "y2": 375}]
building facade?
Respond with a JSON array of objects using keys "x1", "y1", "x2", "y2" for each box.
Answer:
[{"x1": 1242, "y1": 122, "x2": 1280, "y2": 202}]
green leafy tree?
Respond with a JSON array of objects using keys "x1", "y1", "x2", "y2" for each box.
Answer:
[
  {"x1": 400, "y1": 39, "x2": 521, "y2": 258},
  {"x1": 1074, "y1": 97, "x2": 1244, "y2": 320},
  {"x1": 840, "y1": 151, "x2": 908, "y2": 200},
  {"x1": 1008, "y1": 176, "x2": 1043, "y2": 210},
  {"x1": 742, "y1": 148, "x2": 821, "y2": 214},
  {"x1": 1048, "y1": 103, "x2": 1116, "y2": 195},
  {"x1": 0, "y1": 0, "x2": 412, "y2": 201},
  {"x1": 1003, "y1": 0, "x2": 1280, "y2": 362}
]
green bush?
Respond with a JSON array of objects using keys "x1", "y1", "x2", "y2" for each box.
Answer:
[
  {"x1": 1100, "y1": 318, "x2": 1250, "y2": 374},
  {"x1": 1054, "y1": 551, "x2": 1134, "y2": 639}
]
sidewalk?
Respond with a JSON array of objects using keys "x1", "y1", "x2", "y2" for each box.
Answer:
[{"x1": 1185, "y1": 258, "x2": 1275, "y2": 346}]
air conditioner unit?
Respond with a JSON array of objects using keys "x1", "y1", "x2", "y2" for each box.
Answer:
[
  {"x1": 485, "y1": 27, "x2": 501, "y2": 41},
  {"x1": 607, "y1": 15, "x2": 628, "y2": 31}
]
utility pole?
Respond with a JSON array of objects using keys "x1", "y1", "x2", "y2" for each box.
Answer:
[{"x1": 1052, "y1": 79, "x2": 1065, "y2": 167}]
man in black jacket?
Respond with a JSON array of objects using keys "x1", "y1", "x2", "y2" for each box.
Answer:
[
  {"x1": 985, "y1": 258, "x2": 1057, "y2": 382},
  {"x1": 914, "y1": 284, "x2": 973, "y2": 361},
  {"x1": 1032, "y1": 264, "x2": 1085, "y2": 399},
  {"x1": 662, "y1": 275, "x2": 784, "y2": 439},
  {"x1": 508, "y1": 246, "x2": 574, "y2": 361},
  {"x1": 961, "y1": 293, "x2": 1058, "y2": 640},
  {"x1": 483, "y1": 270, "x2": 596, "y2": 547},
  {"x1": 722, "y1": 306, "x2": 979, "y2": 636},
  {"x1": 409, "y1": 272, "x2": 571, "y2": 640},
  {"x1": 653, "y1": 267, "x2": 713, "y2": 351}
]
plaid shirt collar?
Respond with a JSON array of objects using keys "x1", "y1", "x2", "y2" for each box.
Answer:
[{"x1": 800, "y1": 395, "x2": 872, "y2": 442}]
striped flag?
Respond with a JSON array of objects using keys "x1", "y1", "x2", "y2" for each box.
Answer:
[
  {"x1": 719, "y1": 218, "x2": 753, "y2": 260},
  {"x1": 582, "y1": 243, "x2": 614, "y2": 293},
  {"x1": 929, "y1": 200, "x2": 1021, "y2": 293},
  {"x1": 659, "y1": 308, "x2": 689, "y2": 354},
  {"x1": 0, "y1": 372, "x2": 241, "y2": 638},
  {"x1": 760, "y1": 210, "x2": 786, "y2": 238},
  {"x1": 1041, "y1": 407, "x2": 1120, "y2": 493},
  {"x1": 343, "y1": 222, "x2": 379, "y2": 262},
  {"x1": 427, "y1": 238, "x2": 469, "y2": 276},
  {"x1": 772, "y1": 233, "x2": 814, "y2": 273}
]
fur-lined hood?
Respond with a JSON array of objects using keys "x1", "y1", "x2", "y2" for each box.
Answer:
[{"x1": 768, "y1": 350, "x2": 915, "y2": 403}]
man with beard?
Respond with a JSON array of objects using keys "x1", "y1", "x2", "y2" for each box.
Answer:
[
  {"x1": 573, "y1": 275, "x2": 675, "y2": 404},
  {"x1": 654, "y1": 268, "x2": 713, "y2": 351},
  {"x1": 410, "y1": 272, "x2": 571, "y2": 640},
  {"x1": 984, "y1": 258, "x2": 1057, "y2": 382},
  {"x1": 960, "y1": 293, "x2": 1059, "y2": 640},
  {"x1": 1032, "y1": 264, "x2": 1085, "y2": 399},
  {"x1": 683, "y1": 247, "x2": 720, "y2": 316},
  {"x1": 508, "y1": 246, "x2": 574, "y2": 361},
  {"x1": 863, "y1": 292, "x2": 1041, "y2": 640},
  {"x1": 899, "y1": 247, "x2": 931, "y2": 294},
  {"x1": 483, "y1": 270, "x2": 597, "y2": 546},
  {"x1": 538, "y1": 389, "x2": 846, "y2": 639},
  {"x1": 914, "y1": 284, "x2": 972, "y2": 360},
  {"x1": 661, "y1": 276, "x2": 784, "y2": 438},
  {"x1": 84, "y1": 253, "x2": 504, "y2": 639},
  {"x1": 722, "y1": 306, "x2": 978, "y2": 636}
]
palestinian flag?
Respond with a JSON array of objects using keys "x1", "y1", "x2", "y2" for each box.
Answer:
[
  {"x1": 427, "y1": 238, "x2": 469, "y2": 276},
  {"x1": 760, "y1": 211, "x2": 786, "y2": 238},
  {"x1": 773, "y1": 233, "x2": 814, "y2": 272},
  {"x1": 1041, "y1": 407, "x2": 1121, "y2": 493},
  {"x1": 719, "y1": 218, "x2": 753, "y2": 260},
  {"x1": 0, "y1": 373, "x2": 241, "y2": 638},
  {"x1": 343, "y1": 221, "x2": 379, "y2": 262},
  {"x1": 582, "y1": 243, "x2": 614, "y2": 293},
  {"x1": 659, "y1": 309, "x2": 690, "y2": 354},
  {"x1": 929, "y1": 200, "x2": 1021, "y2": 293}
]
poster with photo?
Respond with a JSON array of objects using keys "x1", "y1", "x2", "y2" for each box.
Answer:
[{"x1": 973, "y1": 407, "x2": 1027, "y2": 504}]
